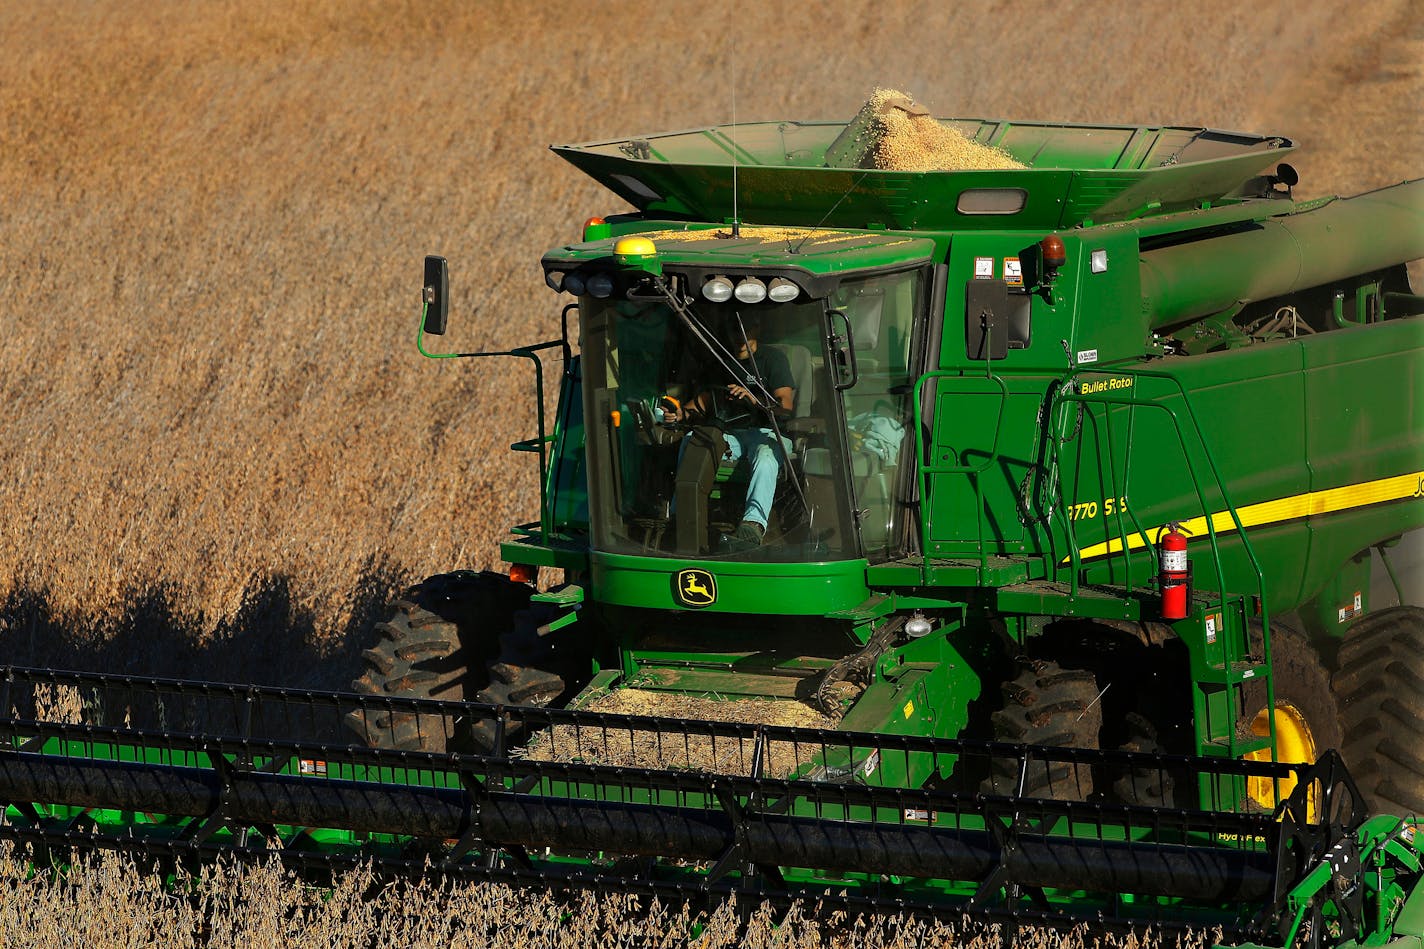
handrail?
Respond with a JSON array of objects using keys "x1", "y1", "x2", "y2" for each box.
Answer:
[
  {"x1": 1046, "y1": 367, "x2": 1275, "y2": 760},
  {"x1": 416, "y1": 302, "x2": 575, "y2": 545}
]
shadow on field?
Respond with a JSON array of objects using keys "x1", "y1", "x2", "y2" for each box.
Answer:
[{"x1": 0, "y1": 557, "x2": 406, "y2": 693}]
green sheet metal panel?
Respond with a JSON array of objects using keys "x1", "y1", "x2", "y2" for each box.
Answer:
[{"x1": 589, "y1": 551, "x2": 871, "y2": 616}]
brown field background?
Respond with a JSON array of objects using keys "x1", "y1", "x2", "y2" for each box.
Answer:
[{"x1": 0, "y1": 2, "x2": 1419, "y2": 943}]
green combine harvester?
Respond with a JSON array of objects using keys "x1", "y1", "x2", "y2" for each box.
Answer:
[{"x1": 2, "y1": 107, "x2": 1421, "y2": 946}]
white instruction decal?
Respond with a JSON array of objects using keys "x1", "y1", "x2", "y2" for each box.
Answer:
[
  {"x1": 974, "y1": 256, "x2": 994, "y2": 279},
  {"x1": 1077, "y1": 349, "x2": 1099, "y2": 365},
  {"x1": 1003, "y1": 257, "x2": 1023, "y2": 286}
]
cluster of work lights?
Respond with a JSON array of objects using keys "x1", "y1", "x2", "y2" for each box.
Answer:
[
  {"x1": 545, "y1": 270, "x2": 618, "y2": 299},
  {"x1": 545, "y1": 270, "x2": 801, "y2": 304},
  {"x1": 698, "y1": 275, "x2": 801, "y2": 304}
]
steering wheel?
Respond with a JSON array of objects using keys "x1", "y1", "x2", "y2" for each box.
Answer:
[{"x1": 707, "y1": 385, "x2": 758, "y2": 429}]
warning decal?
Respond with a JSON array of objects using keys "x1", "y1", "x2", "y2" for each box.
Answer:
[{"x1": 1003, "y1": 257, "x2": 1023, "y2": 287}]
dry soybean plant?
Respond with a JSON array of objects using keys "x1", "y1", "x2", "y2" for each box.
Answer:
[{"x1": 0, "y1": 843, "x2": 1217, "y2": 948}]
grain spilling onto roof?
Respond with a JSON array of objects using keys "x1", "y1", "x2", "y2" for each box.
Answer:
[
  {"x1": 846, "y1": 88, "x2": 1024, "y2": 171},
  {"x1": 520, "y1": 688, "x2": 837, "y2": 777}
]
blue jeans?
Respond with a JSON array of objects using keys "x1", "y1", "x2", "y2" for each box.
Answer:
[
  {"x1": 673, "y1": 427, "x2": 790, "y2": 530},
  {"x1": 719, "y1": 428, "x2": 791, "y2": 530}
]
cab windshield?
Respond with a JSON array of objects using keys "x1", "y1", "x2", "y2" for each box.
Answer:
[{"x1": 580, "y1": 268, "x2": 926, "y2": 563}]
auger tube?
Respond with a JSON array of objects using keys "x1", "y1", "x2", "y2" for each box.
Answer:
[
  {"x1": 1139, "y1": 178, "x2": 1424, "y2": 328},
  {"x1": 0, "y1": 746, "x2": 1280, "y2": 904}
]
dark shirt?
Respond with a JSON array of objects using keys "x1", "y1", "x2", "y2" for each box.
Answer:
[
  {"x1": 721, "y1": 345, "x2": 794, "y2": 427},
  {"x1": 732, "y1": 345, "x2": 794, "y2": 397}
]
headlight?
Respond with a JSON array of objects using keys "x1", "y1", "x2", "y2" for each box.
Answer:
[
  {"x1": 702, "y1": 276, "x2": 734, "y2": 302},
  {"x1": 767, "y1": 277, "x2": 799, "y2": 303},
  {"x1": 563, "y1": 272, "x2": 586, "y2": 296},
  {"x1": 733, "y1": 277, "x2": 767, "y2": 303},
  {"x1": 586, "y1": 272, "x2": 615, "y2": 299}
]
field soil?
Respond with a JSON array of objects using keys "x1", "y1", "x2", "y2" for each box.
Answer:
[{"x1": 0, "y1": 1, "x2": 1419, "y2": 944}]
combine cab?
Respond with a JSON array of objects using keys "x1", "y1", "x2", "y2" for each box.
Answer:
[{"x1": 3, "y1": 106, "x2": 1422, "y2": 945}]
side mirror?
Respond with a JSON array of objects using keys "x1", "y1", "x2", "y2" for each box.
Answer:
[{"x1": 422, "y1": 255, "x2": 449, "y2": 335}]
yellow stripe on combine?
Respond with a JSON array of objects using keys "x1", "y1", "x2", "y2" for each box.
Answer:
[{"x1": 1072, "y1": 470, "x2": 1424, "y2": 562}]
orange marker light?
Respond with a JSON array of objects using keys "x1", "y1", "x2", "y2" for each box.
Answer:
[
  {"x1": 508, "y1": 563, "x2": 539, "y2": 586},
  {"x1": 583, "y1": 216, "x2": 611, "y2": 241},
  {"x1": 611, "y1": 409, "x2": 621, "y2": 428},
  {"x1": 1041, "y1": 234, "x2": 1067, "y2": 271}
]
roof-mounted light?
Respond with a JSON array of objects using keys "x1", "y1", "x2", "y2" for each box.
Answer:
[
  {"x1": 734, "y1": 277, "x2": 767, "y2": 304},
  {"x1": 582, "y1": 216, "x2": 610, "y2": 242},
  {"x1": 702, "y1": 276, "x2": 734, "y2": 302},
  {"x1": 545, "y1": 270, "x2": 565, "y2": 293},
  {"x1": 563, "y1": 272, "x2": 586, "y2": 296},
  {"x1": 586, "y1": 272, "x2": 614, "y2": 299},
  {"x1": 767, "y1": 277, "x2": 800, "y2": 303}
]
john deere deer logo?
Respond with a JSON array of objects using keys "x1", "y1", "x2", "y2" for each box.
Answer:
[{"x1": 675, "y1": 568, "x2": 716, "y2": 608}]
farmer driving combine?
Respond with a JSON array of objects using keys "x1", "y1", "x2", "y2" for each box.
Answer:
[{"x1": 662, "y1": 313, "x2": 796, "y2": 551}]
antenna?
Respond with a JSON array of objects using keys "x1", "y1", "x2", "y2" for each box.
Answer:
[
  {"x1": 792, "y1": 170, "x2": 871, "y2": 254},
  {"x1": 730, "y1": 41, "x2": 740, "y2": 237}
]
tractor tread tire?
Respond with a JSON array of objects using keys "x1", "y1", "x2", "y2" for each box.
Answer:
[
  {"x1": 1113, "y1": 712, "x2": 1175, "y2": 808},
  {"x1": 984, "y1": 661, "x2": 1100, "y2": 800},
  {"x1": 1331, "y1": 606, "x2": 1424, "y2": 816},
  {"x1": 344, "y1": 571, "x2": 534, "y2": 753},
  {"x1": 1237, "y1": 622, "x2": 1342, "y2": 814}
]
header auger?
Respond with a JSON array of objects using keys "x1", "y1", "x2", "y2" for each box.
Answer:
[{"x1": 4, "y1": 97, "x2": 1422, "y2": 945}]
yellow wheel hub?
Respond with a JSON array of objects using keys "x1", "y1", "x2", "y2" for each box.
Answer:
[{"x1": 1244, "y1": 702, "x2": 1319, "y2": 819}]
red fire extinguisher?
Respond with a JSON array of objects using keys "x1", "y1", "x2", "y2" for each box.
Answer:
[{"x1": 1158, "y1": 522, "x2": 1191, "y2": 620}]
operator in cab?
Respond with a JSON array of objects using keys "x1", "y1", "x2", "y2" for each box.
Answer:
[{"x1": 662, "y1": 314, "x2": 795, "y2": 550}]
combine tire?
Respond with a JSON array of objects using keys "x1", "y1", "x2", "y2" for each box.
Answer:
[
  {"x1": 344, "y1": 571, "x2": 535, "y2": 752},
  {"x1": 1112, "y1": 712, "x2": 1175, "y2": 808},
  {"x1": 984, "y1": 658, "x2": 1101, "y2": 800},
  {"x1": 1331, "y1": 606, "x2": 1424, "y2": 816},
  {"x1": 1030, "y1": 621, "x2": 1190, "y2": 807},
  {"x1": 1238, "y1": 622, "x2": 1343, "y2": 816}
]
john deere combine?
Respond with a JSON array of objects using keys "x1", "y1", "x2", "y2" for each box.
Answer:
[{"x1": 2, "y1": 105, "x2": 1421, "y2": 946}]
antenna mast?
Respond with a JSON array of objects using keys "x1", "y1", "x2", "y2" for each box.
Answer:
[{"x1": 730, "y1": 43, "x2": 740, "y2": 237}]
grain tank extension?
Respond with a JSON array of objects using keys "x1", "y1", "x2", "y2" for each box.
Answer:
[{"x1": 2, "y1": 113, "x2": 1421, "y2": 946}]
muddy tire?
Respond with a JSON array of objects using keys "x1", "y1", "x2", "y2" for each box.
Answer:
[
  {"x1": 1240, "y1": 621, "x2": 1342, "y2": 750},
  {"x1": 1331, "y1": 606, "x2": 1424, "y2": 816},
  {"x1": 984, "y1": 658, "x2": 1101, "y2": 800},
  {"x1": 344, "y1": 571, "x2": 534, "y2": 752},
  {"x1": 1030, "y1": 621, "x2": 1191, "y2": 807},
  {"x1": 1237, "y1": 622, "x2": 1343, "y2": 814},
  {"x1": 1112, "y1": 712, "x2": 1175, "y2": 808}
]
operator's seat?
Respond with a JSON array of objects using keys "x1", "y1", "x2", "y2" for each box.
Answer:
[
  {"x1": 765, "y1": 343, "x2": 815, "y2": 418},
  {"x1": 705, "y1": 342, "x2": 814, "y2": 531}
]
